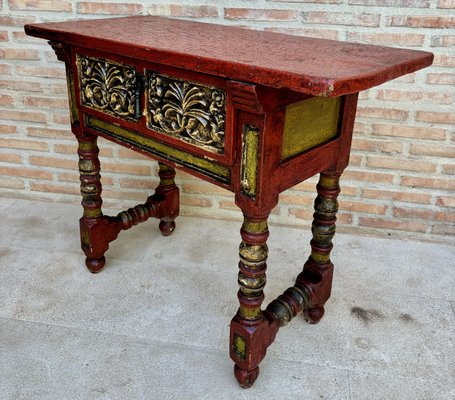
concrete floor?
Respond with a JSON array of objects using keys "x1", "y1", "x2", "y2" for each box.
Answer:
[{"x1": 0, "y1": 197, "x2": 454, "y2": 400}]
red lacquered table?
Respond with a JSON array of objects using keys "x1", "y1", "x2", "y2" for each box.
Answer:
[{"x1": 25, "y1": 16, "x2": 433, "y2": 388}]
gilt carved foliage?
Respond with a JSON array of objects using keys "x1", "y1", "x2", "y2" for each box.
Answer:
[
  {"x1": 146, "y1": 71, "x2": 226, "y2": 154},
  {"x1": 77, "y1": 55, "x2": 139, "y2": 120}
]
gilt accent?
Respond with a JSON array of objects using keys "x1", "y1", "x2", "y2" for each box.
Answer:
[
  {"x1": 146, "y1": 71, "x2": 226, "y2": 154},
  {"x1": 77, "y1": 54, "x2": 139, "y2": 120}
]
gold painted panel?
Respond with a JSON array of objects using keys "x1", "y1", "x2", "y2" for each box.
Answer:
[
  {"x1": 77, "y1": 54, "x2": 139, "y2": 121},
  {"x1": 240, "y1": 125, "x2": 260, "y2": 198},
  {"x1": 85, "y1": 116, "x2": 230, "y2": 184},
  {"x1": 281, "y1": 96, "x2": 341, "y2": 160},
  {"x1": 146, "y1": 71, "x2": 226, "y2": 154}
]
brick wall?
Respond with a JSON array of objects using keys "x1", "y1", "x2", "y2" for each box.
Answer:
[{"x1": 0, "y1": 0, "x2": 454, "y2": 244}]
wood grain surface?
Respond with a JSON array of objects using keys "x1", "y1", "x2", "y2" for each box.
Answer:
[{"x1": 25, "y1": 15, "x2": 433, "y2": 97}]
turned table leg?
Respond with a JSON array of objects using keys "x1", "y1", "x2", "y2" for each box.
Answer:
[
  {"x1": 229, "y1": 214, "x2": 279, "y2": 388},
  {"x1": 155, "y1": 162, "x2": 179, "y2": 236},
  {"x1": 77, "y1": 135, "x2": 106, "y2": 273},
  {"x1": 296, "y1": 172, "x2": 341, "y2": 324}
]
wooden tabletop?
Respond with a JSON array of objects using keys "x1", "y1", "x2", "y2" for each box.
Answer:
[{"x1": 25, "y1": 16, "x2": 433, "y2": 97}]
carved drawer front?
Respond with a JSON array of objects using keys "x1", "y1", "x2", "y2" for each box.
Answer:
[
  {"x1": 145, "y1": 70, "x2": 226, "y2": 155},
  {"x1": 76, "y1": 54, "x2": 140, "y2": 122}
]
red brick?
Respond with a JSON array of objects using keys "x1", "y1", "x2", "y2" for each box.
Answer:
[
  {"x1": 0, "y1": 138, "x2": 48, "y2": 151},
  {"x1": 438, "y1": 0, "x2": 455, "y2": 7},
  {"x1": 401, "y1": 176, "x2": 455, "y2": 190},
  {"x1": 394, "y1": 207, "x2": 455, "y2": 222},
  {"x1": 102, "y1": 162, "x2": 151, "y2": 176},
  {"x1": 119, "y1": 178, "x2": 156, "y2": 190},
  {"x1": 0, "y1": 48, "x2": 39, "y2": 60},
  {"x1": 431, "y1": 35, "x2": 455, "y2": 47},
  {"x1": 271, "y1": 0, "x2": 342, "y2": 3},
  {"x1": 48, "y1": 83, "x2": 68, "y2": 94},
  {"x1": 0, "y1": 79, "x2": 42, "y2": 92},
  {"x1": 372, "y1": 124, "x2": 446, "y2": 140},
  {"x1": 436, "y1": 196, "x2": 455, "y2": 208},
  {"x1": 442, "y1": 164, "x2": 455, "y2": 175},
  {"x1": 353, "y1": 122, "x2": 366, "y2": 134},
  {"x1": 359, "y1": 217, "x2": 427, "y2": 233},
  {"x1": 9, "y1": 0, "x2": 72, "y2": 11},
  {"x1": 347, "y1": 32, "x2": 424, "y2": 47},
  {"x1": 27, "y1": 127, "x2": 71, "y2": 139},
  {"x1": 0, "y1": 124, "x2": 17, "y2": 134},
  {"x1": 0, "y1": 153, "x2": 21, "y2": 163},
  {"x1": 387, "y1": 15, "x2": 455, "y2": 28},
  {"x1": 53, "y1": 114, "x2": 70, "y2": 125},
  {"x1": 225, "y1": 8, "x2": 298, "y2": 21},
  {"x1": 77, "y1": 2, "x2": 143, "y2": 14},
  {"x1": 357, "y1": 107, "x2": 408, "y2": 121},
  {"x1": 367, "y1": 156, "x2": 437, "y2": 173},
  {"x1": 149, "y1": 5, "x2": 218, "y2": 17},
  {"x1": 0, "y1": 177, "x2": 25, "y2": 189},
  {"x1": 303, "y1": 11, "x2": 380, "y2": 26},
  {"x1": 0, "y1": 15, "x2": 35, "y2": 26},
  {"x1": 339, "y1": 200, "x2": 387, "y2": 214},
  {"x1": 16, "y1": 66, "x2": 65, "y2": 79},
  {"x1": 219, "y1": 200, "x2": 242, "y2": 211},
  {"x1": 12, "y1": 31, "x2": 28, "y2": 41},
  {"x1": 410, "y1": 144, "x2": 455, "y2": 158},
  {"x1": 117, "y1": 147, "x2": 150, "y2": 160},
  {"x1": 30, "y1": 182, "x2": 79, "y2": 195},
  {"x1": 362, "y1": 188, "x2": 432, "y2": 204},
  {"x1": 351, "y1": 138, "x2": 403, "y2": 154},
  {"x1": 0, "y1": 165, "x2": 53, "y2": 180},
  {"x1": 265, "y1": 27, "x2": 339, "y2": 40},
  {"x1": 394, "y1": 74, "x2": 416, "y2": 83},
  {"x1": 432, "y1": 224, "x2": 455, "y2": 236},
  {"x1": 433, "y1": 54, "x2": 455, "y2": 67},
  {"x1": 23, "y1": 96, "x2": 68, "y2": 110},
  {"x1": 181, "y1": 196, "x2": 213, "y2": 208},
  {"x1": 349, "y1": 0, "x2": 429, "y2": 5},
  {"x1": 416, "y1": 111, "x2": 455, "y2": 124},
  {"x1": 376, "y1": 89, "x2": 452, "y2": 104},
  {"x1": 342, "y1": 170, "x2": 395, "y2": 184},
  {"x1": 288, "y1": 208, "x2": 314, "y2": 221},
  {"x1": 29, "y1": 155, "x2": 77, "y2": 170},
  {"x1": 0, "y1": 64, "x2": 12, "y2": 75},
  {"x1": 426, "y1": 73, "x2": 455, "y2": 85},
  {"x1": 0, "y1": 94, "x2": 13, "y2": 106},
  {"x1": 279, "y1": 193, "x2": 314, "y2": 206},
  {"x1": 0, "y1": 31, "x2": 8, "y2": 41},
  {"x1": 102, "y1": 189, "x2": 149, "y2": 202},
  {"x1": 0, "y1": 110, "x2": 46, "y2": 123}
]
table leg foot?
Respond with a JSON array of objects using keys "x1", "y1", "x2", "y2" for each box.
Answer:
[
  {"x1": 304, "y1": 306, "x2": 325, "y2": 324},
  {"x1": 159, "y1": 220, "x2": 175, "y2": 236},
  {"x1": 85, "y1": 256, "x2": 106, "y2": 274},
  {"x1": 156, "y1": 162, "x2": 179, "y2": 237},
  {"x1": 234, "y1": 365, "x2": 259, "y2": 388}
]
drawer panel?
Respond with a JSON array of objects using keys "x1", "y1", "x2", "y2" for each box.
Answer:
[
  {"x1": 76, "y1": 54, "x2": 140, "y2": 122},
  {"x1": 85, "y1": 115, "x2": 231, "y2": 185},
  {"x1": 145, "y1": 70, "x2": 226, "y2": 155}
]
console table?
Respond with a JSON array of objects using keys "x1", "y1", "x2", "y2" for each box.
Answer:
[{"x1": 25, "y1": 16, "x2": 433, "y2": 388}]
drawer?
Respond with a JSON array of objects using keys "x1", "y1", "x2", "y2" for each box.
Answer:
[
  {"x1": 145, "y1": 70, "x2": 226, "y2": 156},
  {"x1": 76, "y1": 52, "x2": 232, "y2": 187},
  {"x1": 76, "y1": 54, "x2": 141, "y2": 122}
]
